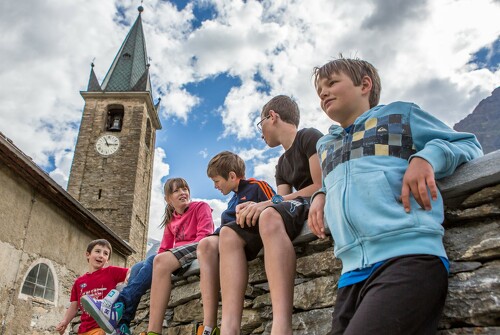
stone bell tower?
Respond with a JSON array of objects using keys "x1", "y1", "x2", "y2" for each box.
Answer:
[{"x1": 67, "y1": 6, "x2": 161, "y2": 264}]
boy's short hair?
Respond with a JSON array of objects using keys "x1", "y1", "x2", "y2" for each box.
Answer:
[
  {"x1": 261, "y1": 95, "x2": 300, "y2": 127},
  {"x1": 313, "y1": 56, "x2": 382, "y2": 108},
  {"x1": 207, "y1": 151, "x2": 245, "y2": 179},
  {"x1": 87, "y1": 239, "x2": 112, "y2": 258}
]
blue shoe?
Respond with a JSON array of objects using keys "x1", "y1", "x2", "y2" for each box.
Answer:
[{"x1": 81, "y1": 295, "x2": 123, "y2": 333}]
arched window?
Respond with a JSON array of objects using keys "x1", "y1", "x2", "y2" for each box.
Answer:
[{"x1": 21, "y1": 263, "x2": 55, "y2": 302}]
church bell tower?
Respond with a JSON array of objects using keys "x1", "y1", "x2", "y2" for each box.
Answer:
[{"x1": 68, "y1": 6, "x2": 161, "y2": 264}]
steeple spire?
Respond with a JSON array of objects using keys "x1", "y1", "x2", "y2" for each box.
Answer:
[
  {"x1": 86, "y1": 62, "x2": 102, "y2": 92},
  {"x1": 100, "y1": 6, "x2": 151, "y2": 92}
]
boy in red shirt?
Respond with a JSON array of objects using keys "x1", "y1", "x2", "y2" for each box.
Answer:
[{"x1": 56, "y1": 239, "x2": 129, "y2": 335}]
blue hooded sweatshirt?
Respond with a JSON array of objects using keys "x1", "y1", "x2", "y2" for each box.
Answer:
[{"x1": 316, "y1": 101, "x2": 483, "y2": 274}]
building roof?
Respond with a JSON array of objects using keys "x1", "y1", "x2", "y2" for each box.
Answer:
[
  {"x1": 87, "y1": 63, "x2": 102, "y2": 92},
  {"x1": 84, "y1": 6, "x2": 161, "y2": 129},
  {"x1": 100, "y1": 7, "x2": 151, "y2": 93},
  {"x1": 0, "y1": 132, "x2": 135, "y2": 257}
]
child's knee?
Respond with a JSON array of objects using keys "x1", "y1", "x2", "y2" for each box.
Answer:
[
  {"x1": 197, "y1": 237, "x2": 218, "y2": 258},
  {"x1": 220, "y1": 226, "x2": 245, "y2": 247},
  {"x1": 153, "y1": 251, "x2": 175, "y2": 270},
  {"x1": 259, "y1": 209, "x2": 284, "y2": 236}
]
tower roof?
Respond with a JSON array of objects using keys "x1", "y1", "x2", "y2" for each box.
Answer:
[
  {"x1": 86, "y1": 63, "x2": 102, "y2": 92},
  {"x1": 100, "y1": 7, "x2": 151, "y2": 92}
]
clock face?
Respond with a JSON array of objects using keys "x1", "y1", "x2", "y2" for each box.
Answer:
[{"x1": 95, "y1": 134, "x2": 120, "y2": 156}]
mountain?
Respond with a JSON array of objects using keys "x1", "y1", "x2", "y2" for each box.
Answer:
[
  {"x1": 146, "y1": 237, "x2": 161, "y2": 258},
  {"x1": 454, "y1": 87, "x2": 500, "y2": 154}
]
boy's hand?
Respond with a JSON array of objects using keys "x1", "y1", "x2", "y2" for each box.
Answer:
[
  {"x1": 308, "y1": 193, "x2": 327, "y2": 239},
  {"x1": 236, "y1": 201, "x2": 269, "y2": 227},
  {"x1": 401, "y1": 157, "x2": 438, "y2": 212},
  {"x1": 55, "y1": 321, "x2": 67, "y2": 334}
]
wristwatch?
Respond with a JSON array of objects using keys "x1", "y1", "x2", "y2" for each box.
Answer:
[{"x1": 271, "y1": 194, "x2": 284, "y2": 204}]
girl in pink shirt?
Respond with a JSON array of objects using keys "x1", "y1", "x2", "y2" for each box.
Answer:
[{"x1": 81, "y1": 178, "x2": 214, "y2": 335}]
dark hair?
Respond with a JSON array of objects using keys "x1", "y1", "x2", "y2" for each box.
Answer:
[
  {"x1": 313, "y1": 56, "x2": 381, "y2": 108},
  {"x1": 161, "y1": 178, "x2": 191, "y2": 228},
  {"x1": 207, "y1": 151, "x2": 245, "y2": 180},
  {"x1": 261, "y1": 95, "x2": 300, "y2": 127},
  {"x1": 86, "y1": 239, "x2": 112, "y2": 258}
]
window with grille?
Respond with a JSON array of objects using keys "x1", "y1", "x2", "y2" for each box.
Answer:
[{"x1": 21, "y1": 263, "x2": 55, "y2": 302}]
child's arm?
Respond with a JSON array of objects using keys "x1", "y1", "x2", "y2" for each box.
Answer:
[
  {"x1": 55, "y1": 301, "x2": 78, "y2": 334},
  {"x1": 282, "y1": 153, "x2": 322, "y2": 200},
  {"x1": 235, "y1": 181, "x2": 275, "y2": 227},
  {"x1": 401, "y1": 103, "x2": 483, "y2": 212},
  {"x1": 308, "y1": 192, "x2": 327, "y2": 239},
  {"x1": 236, "y1": 154, "x2": 322, "y2": 228},
  {"x1": 194, "y1": 202, "x2": 216, "y2": 241},
  {"x1": 401, "y1": 157, "x2": 438, "y2": 212},
  {"x1": 123, "y1": 267, "x2": 132, "y2": 284},
  {"x1": 158, "y1": 225, "x2": 175, "y2": 253}
]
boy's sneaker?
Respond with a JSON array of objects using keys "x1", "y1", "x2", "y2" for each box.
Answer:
[
  {"x1": 117, "y1": 324, "x2": 131, "y2": 335},
  {"x1": 195, "y1": 324, "x2": 220, "y2": 335},
  {"x1": 81, "y1": 295, "x2": 123, "y2": 334}
]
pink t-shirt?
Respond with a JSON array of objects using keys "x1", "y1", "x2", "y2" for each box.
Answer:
[
  {"x1": 70, "y1": 265, "x2": 128, "y2": 333},
  {"x1": 159, "y1": 201, "x2": 214, "y2": 252}
]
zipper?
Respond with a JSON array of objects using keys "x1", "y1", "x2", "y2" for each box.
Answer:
[{"x1": 341, "y1": 125, "x2": 367, "y2": 268}]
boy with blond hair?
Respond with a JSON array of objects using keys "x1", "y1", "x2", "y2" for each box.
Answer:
[
  {"x1": 227, "y1": 95, "x2": 323, "y2": 335},
  {"x1": 195, "y1": 151, "x2": 275, "y2": 335},
  {"x1": 308, "y1": 56, "x2": 483, "y2": 334}
]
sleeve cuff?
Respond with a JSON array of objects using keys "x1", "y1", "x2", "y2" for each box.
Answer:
[{"x1": 311, "y1": 188, "x2": 326, "y2": 202}]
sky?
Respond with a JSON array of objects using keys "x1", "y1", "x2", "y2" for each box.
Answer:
[{"x1": 0, "y1": 0, "x2": 499, "y2": 241}]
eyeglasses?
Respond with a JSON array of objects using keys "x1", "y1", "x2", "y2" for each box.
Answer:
[{"x1": 256, "y1": 115, "x2": 271, "y2": 132}]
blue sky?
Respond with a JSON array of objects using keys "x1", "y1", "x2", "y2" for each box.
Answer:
[{"x1": 0, "y1": 0, "x2": 499, "y2": 240}]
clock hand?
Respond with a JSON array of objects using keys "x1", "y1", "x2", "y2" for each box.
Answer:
[{"x1": 104, "y1": 137, "x2": 109, "y2": 146}]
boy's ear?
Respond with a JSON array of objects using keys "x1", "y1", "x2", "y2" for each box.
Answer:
[
  {"x1": 269, "y1": 109, "x2": 278, "y2": 120},
  {"x1": 361, "y1": 75, "x2": 373, "y2": 95},
  {"x1": 228, "y1": 171, "x2": 236, "y2": 180}
]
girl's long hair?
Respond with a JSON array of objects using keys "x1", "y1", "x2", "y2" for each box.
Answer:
[{"x1": 160, "y1": 177, "x2": 191, "y2": 228}]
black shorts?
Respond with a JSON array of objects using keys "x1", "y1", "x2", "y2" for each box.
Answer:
[
  {"x1": 330, "y1": 254, "x2": 448, "y2": 335},
  {"x1": 222, "y1": 197, "x2": 310, "y2": 261}
]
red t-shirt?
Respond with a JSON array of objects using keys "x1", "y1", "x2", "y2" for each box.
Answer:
[{"x1": 70, "y1": 265, "x2": 128, "y2": 333}]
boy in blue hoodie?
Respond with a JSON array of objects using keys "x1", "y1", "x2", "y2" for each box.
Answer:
[{"x1": 308, "y1": 56, "x2": 483, "y2": 335}]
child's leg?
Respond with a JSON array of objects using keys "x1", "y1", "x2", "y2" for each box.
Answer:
[
  {"x1": 219, "y1": 227, "x2": 248, "y2": 335},
  {"x1": 338, "y1": 255, "x2": 448, "y2": 335},
  {"x1": 119, "y1": 254, "x2": 155, "y2": 326},
  {"x1": 147, "y1": 251, "x2": 181, "y2": 333},
  {"x1": 197, "y1": 236, "x2": 221, "y2": 328},
  {"x1": 259, "y1": 208, "x2": 295, "y2": 335}
]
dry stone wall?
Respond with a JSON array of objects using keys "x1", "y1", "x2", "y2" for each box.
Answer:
[{"x1": 71, "y1": 151, "x2": 500, "y2": 334}]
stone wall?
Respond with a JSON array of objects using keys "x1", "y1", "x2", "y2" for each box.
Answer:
[{"x1": 76, "y1": 151, "x2": 500, "y2": 334}]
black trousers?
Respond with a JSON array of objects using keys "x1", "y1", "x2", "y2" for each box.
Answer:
[{"x1": 330, "y1": 254, "x2": 448, "y2": 335}]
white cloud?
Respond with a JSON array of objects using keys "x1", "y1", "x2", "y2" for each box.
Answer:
[
  {"x1": 194, "y1": 197, "x2": 228, "y2": 229},
  {"x1": 147, "y1": 147, "x2": 171, "y2": 241},
  {"x1": 1, "y1": 0, "x2": 499, "y2": 240},
  {"x1": 160, "y1": 87, "x2": 201, "y2": 122},
  {"x1": 199, "y1": 148, "x2": 209, "y2": 158}
]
